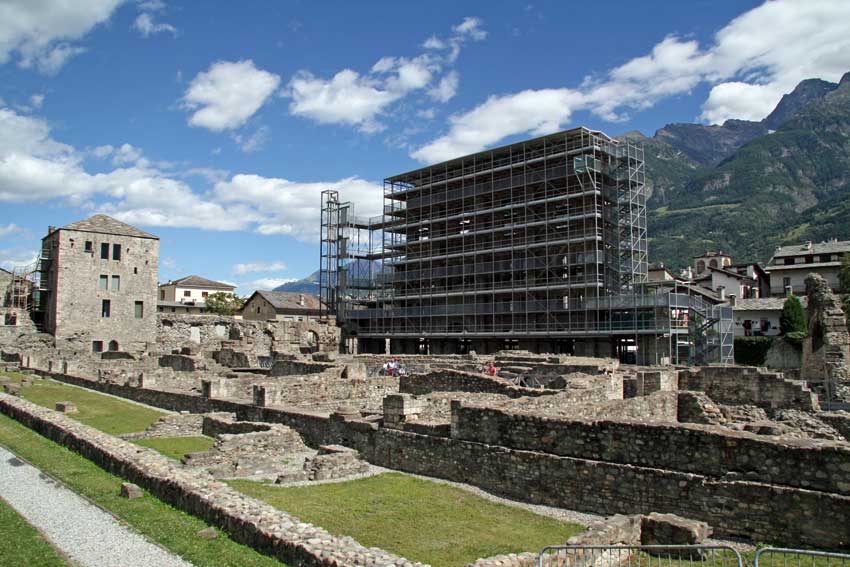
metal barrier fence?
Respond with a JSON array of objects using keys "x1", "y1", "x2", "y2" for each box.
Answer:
[
  {"x1": 754, "y1": 548, "x2": 850, "y2": 567},
  {"x1": 537, "y1": 545, "x2": 743, "y2": 567}
]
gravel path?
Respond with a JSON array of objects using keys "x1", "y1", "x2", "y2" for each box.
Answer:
[{"x1": 0, "y1": 446, "x2": 194, "y2": 567}]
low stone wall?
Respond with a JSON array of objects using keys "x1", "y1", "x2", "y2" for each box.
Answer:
[
  {"x1": 678, "y1": 366, "x2": 818, "y2": 410},
  {"x1": 450, "y1": 401, "x2": 850, "y2": 497},
  {"x1": 202, "y1": 414, "x2": 274, "y2": 437},
  {"x1": 400, "y1": 370, "x2": 560, "y2": 398},
  {"x1": 0, "y1": 393, "x2": 421, "y2": 567},
  {"x1": 269, "y1": 359, "x2": 337, "y2": 376},
  {"x1": 21, "y1": 364, "x2": 850, "y2": 547}
]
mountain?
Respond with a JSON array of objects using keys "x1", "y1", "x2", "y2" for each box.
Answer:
[
  {"x1": 644, "y1": 72, "x2": 850, "y2": 269},
  {"x1": 655, "y1": 119, "x2": 769, "y2": 167},
  {"x1": 273, "y1": 259, "x2": 381, "y2": 293}
]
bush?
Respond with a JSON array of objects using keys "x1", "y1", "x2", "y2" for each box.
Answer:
[
  {"x1": 734, "y1": 336, "x2": 774, "y2": 366},
  {"x1": 780, "y1": 295, "x2": 807, "y2": 336}
]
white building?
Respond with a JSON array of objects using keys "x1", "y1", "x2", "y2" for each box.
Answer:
[
  {"x1": 732, "y1": 296, "x2": 808, "y2": 337},
  {"x1": 765, "y1": 240, "x2": 849, "y2": 295},
  {"x1": 158, "y1": 275, "x2": 236, "y2": 305}
]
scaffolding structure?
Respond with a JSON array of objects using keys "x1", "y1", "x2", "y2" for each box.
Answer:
[
  {"x1": 3, "y1": 259, "x2": 39, "y2": 311},
  {"x1": 320, "y1": 127, "x2": 732, "y2": 363}
]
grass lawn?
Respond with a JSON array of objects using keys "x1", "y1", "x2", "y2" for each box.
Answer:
[
  {"x1": 0, "y1": 412, "x2": 288, "y2": 567},
  {"x1": 1, "y1": 370, "x2": 164, "y2": 435},
  {"x1": 134, "y1": 436, "x2": 215, "y2": 460},
  {"x1": 229, "y1": 472, "x2": 585, "y2": 567},
  {"x1": 0, "y1": 496, "x2": 70, "y2": 567}
]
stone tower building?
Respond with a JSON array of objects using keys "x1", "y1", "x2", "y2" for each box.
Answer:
[{"x1": 38, "y1": 215, "x2": 159, "y2": 355}]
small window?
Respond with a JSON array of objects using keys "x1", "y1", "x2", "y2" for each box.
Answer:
[
  {"x1": 183, "y1": 290, "x2": 191, "y2": 297},
  {"x1": 99, "y1": 275, "x2": 108, "y2": 290},
  {"x1": 202, "y1": 291, "x2": 209, "y2": 298},
  {"x1": 134, "y1": 301, "x2": 144, "y2": 319},
  {"x1": 783, "y1": 277, "x2": 791, "y2": 288},
  {"x1": 102, "y1": 299, "x2": 111, "y2": 318},
  {"x1": 92, "y1": 341, "x2": 103, "y2": 353},
  {"x1": 160, "y1": 290, "x2": 165, "y2": 300},
  {"x1": 111, "y1": 275, "x2": 120, "y2": 291},
  {"x1": 112, "y1": 244, "x2": 121, "y2": 261},
  {"x1": 85, "y1": 241, "x2": 93, "y2": 253},
  {"x1": 108, "y1": 340, "x2": 119, "y2": 352},
  {"x1": 134, "y1": 267, "x2": 138, "y2": 274},
  {"x1": 101, "y1": 243, "x2": 109, "y2": 259}
]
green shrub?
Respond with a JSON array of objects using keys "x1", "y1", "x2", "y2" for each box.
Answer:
[
  {"x1": 784, "y1": 330, "x2": 807, "y2": 347},
  {"x1": 780, "y1": 295, "x2": 808, "y2": 336},
  {"x1": 734, "y1": 336, "x2": 774, "y2": 366}
]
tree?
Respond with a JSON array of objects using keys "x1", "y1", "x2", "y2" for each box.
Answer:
[
  {"x1": 204, "y1": 292, "x2": 244, "y2": 316},
  {"x1": 840, "y1": 253, "x2": 850, "y2": 295},
  {"x1": 780, "y1": 294, "x2": 808, "y2": 344}
]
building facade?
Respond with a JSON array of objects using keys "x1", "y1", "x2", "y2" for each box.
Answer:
[
  {"x1": 38, "y1": 215, "x2": 159, "y2": 354},
  {"x1": 241, "y1": 291, "x2": 324, "y2": 322},
  {"x1": 159, "y1": 275, "x2": 236, "y2": 305},
  {"x1": 322, "y1": 127, "x2": 733, "y2": 363},
  {"x1": 765, "y1": 240, "x2": 849, "y2": 295}
]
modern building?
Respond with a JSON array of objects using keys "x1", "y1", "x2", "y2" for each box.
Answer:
[
  {"x1": 241, "y1": 291, "x2": 324, "y2": 322},
  {"x1": 765, "y1": 240, "x2": 849, "y2": 295},
  {"x1": 732, "y1": 296, "x2": 808, "y2": 337},
  {"x1": 321, "y1": 127, "x2": 733, "y2": 364},
  {"x1": 37, "y1": 214, "x2": 159, "y2": 354},
  {"x1": 159, "y1": 275, "x2": 236, "y2": 305}
]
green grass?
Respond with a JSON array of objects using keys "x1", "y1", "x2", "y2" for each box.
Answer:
[
  {"x1": 2, "y1": 371, "x2": 164, "y2": 435},
  {"x1": 0, "y1": 496, "x2": 70, "y2": 567},
  {"x1": 229, "y1": 472, "x2": 584, "y2": 567},
  {"x1": 0, "y1": 412, "x2": 287, "y2": 567},
  {"x1": 134, "y1": 436, "x2": 215, "y2": 461}
]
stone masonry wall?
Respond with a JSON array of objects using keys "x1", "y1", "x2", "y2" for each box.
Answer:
[
  {"x1": 449, "y1": 401, "x2": 850, "y2": 496},
  {"x1": 400, "y1": 369, "x2": 562, "y2": 398},
  {"x1": 0, "y1": 393, "x2": 423, "y2": 567},
  {"x1": 21, "y1": 362, "x2": 850, "y2": 548},
  {"x1": 678, "y1": 366, "x2": 818, "y2": 410}
]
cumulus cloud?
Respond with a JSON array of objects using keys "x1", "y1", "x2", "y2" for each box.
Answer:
[
  {"x1": 133, "y1": 13, "x2": 177, "y2": 38},
  {"x1": 413, "y1": 0, "x2": 850, "y2": 163},
  {"x1": 0, "y1": 223, "x2": 21, "y2": 239},
  {"x1": 285, "y1": 17, "x2": 486, "y2": 132},
  {"x1": 237, "y1": 277, "x2": 299, "y2": 294},
  {"x1": 0, "y1": 0, "x2": 120, "y2": 74},
  {"x1": 183, "y1": 60, "x2": 281, "y2": 131},
  {"x1": 233, "y1": 261, "x2": 287, "y2": 275},
  {"x1": 0, "y1": 106, "x2": 385, "y2": 243}
]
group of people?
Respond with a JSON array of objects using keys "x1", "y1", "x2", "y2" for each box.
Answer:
[{"x1": 380, "y1": 357, "x2": 407, "y2": 376}]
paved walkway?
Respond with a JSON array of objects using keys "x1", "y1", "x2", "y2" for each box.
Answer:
[{"x1": 0, "y1": 446, "x2": 194, "y2": 567}]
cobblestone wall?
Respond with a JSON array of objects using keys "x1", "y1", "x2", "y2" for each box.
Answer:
[
  {"x1": 678, "y1": 366, "x2": 818, "y2": 410},
  {"x1": 0, "y1": 393, "x2": 423, "y2": 567}
]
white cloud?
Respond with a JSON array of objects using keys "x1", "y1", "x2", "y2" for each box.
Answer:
[
  {"x1": 0, "y1": 0, "x2": 120, "y2": 74},
  {"x1": 215, "y1": 174, "x2": 383, "y2": 242},
  {"x1": 183, "y1": 60, "x2": 281, "y2": 131},
  {"x1": 0, "y1": 106, "x2": 385, "y2": 243},
  {"x1": 233, "y1": 261, "x2": 286, "y2": 275},
  {"x1": 133, "y1": 13, "x2": 177, "y2": 38},
  {"x1": 413, "y1": 0, "x2": 850, "y2": 162},
  {"x1": 237, "y1": 277, "x2": 299, "y2": 294},
  {"x1": 453, "y1": 17, "x2": 487, "y2": 41},
  {"x1": 429, "y1": 71, "x2": 459, "y2": 103},
  {"x1": 0, "y1": 223, "x2": 21, "y2": 238},
  {"x1": 231, "y1": 126, "x2": 270, "y2": 153},
  {"x1": 285, "y1": 17, "x2": 486, "y2": 132},
  {"x1": 0, "y1": 248, "x2": 37, "y2": 271}
]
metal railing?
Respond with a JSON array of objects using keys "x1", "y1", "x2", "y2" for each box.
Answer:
[
  {"x1": 754, "y1": 548, "x2": 850, "y2": 567},
  {"x1": 537, "y1": 545, "x2": 743, "y2": 567}
]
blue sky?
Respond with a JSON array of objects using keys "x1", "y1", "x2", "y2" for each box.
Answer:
[{"x1": 2, "y1": 0, "x2": 849, "y2": 293}]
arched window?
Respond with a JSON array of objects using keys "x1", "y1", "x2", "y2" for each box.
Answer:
[
  {"x1": 696, "y1": 260, "x2": 706, "y2": 274},
  {"x1": 709, "y1": 259, "x2": 718, "y2": 269},
  {"x1": 108, "y1": 340, "x2": 119, "y2": 352}
]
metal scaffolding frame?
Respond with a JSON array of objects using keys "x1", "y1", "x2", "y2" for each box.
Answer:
[{"x1": 320, "y1": 127, "x2": 732, "y2": 363}]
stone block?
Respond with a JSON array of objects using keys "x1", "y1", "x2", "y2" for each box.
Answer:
[
  {"x1": 640, "y1": 512, "x2": 711, "y2": 546},
  {"x1": 120, "y1": 482, "x2": 143, "y2": 500},
  {"x1": 3, "y1": 383, "x2": 21, "y2": 396},
  {"x1": 196, "y1": 527, "x2": 218, "y2": 539},
  {"x1": 55, "y1": 401, "x2": 78, "y2": 414}
]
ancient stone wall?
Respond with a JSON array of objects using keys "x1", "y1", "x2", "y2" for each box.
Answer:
[
  {"x1": 0, "y1": 393, "x2": 421, "y2": 567},
  {"x1": 399, "y1": 369, "x2": 561, "y2": 398},
  {"x1": 803, "y1": 273, "x2": 850, "y2": 400},
  {"x1": 22, "y1": 362, "x2": 850, "y2": 547},
  {"x1": 449, "y1": 400, "x2": 850, "y2": 496},
  {"x1": 677, "y1": 366, "x2": 818, "y2": 410}
]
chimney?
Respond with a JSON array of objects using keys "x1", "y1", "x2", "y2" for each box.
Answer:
[
  {"x1": 804, "y1": 241, "x2": 812, "y2": 250},
  {"x1": 729, "y1": 294, "x2": 737, "y2": 307},
  {"x1": 717, "y1": 286, "x2": 726, "y2": 301},
  {"x1": 47, "y1": 226, "x2": 55, "y2": 235},
  {"x1": 299, "y1": 294, "x2": 305, "y2": 306},
  {"x1": 785, "y1": 285, "x2": 793, "y2": 297}
]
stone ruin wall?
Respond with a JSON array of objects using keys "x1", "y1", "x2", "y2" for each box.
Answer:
[{"x1": 803, "y1": 273, "x2": 850, "y2": 400}]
